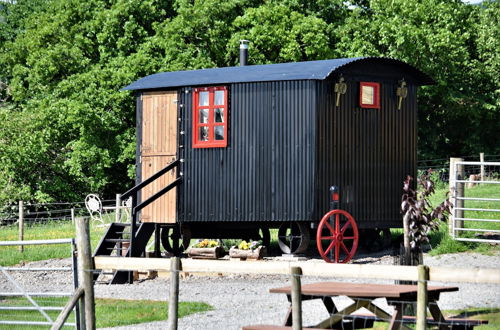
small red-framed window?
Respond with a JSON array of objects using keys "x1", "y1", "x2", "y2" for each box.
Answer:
[
  {"x1": 359, "y1": 82, "x2": 380, "y2": 109},
  {"x1": 192, "y1": 86, "x2": 228, "y2": 148}
]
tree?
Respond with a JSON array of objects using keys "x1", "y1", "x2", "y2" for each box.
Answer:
[
  {"x1": 335, "y1": 0, "x2": 500, "y2": 159},
  {"x1": 0, "y1": 0, "x2": 498, "y2": 206}
]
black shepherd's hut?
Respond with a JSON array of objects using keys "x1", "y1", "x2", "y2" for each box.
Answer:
[{"x1": 119, "y1": 57, "x2": 433, "y2": 258}]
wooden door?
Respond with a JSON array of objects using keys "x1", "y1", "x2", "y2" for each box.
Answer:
[{"x1": 140, "y1": 91, "x2": 178, "y2": 223}]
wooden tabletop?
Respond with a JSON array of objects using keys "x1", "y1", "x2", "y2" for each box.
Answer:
[{"x1": 270, "y1": 282, "x2": 458, "y2": 300}]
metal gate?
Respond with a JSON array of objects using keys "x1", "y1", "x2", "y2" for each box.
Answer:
[
  {"x1": 0, "y1": 238, "x2": 80, "y2": 328},
  {"x1": 451, "y1": 161, "x2": 500, "y2": 243}
]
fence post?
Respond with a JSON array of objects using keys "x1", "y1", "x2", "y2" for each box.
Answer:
[
  {"x1": 291, "y1": 266, "x2": 302, "y2": 330},
  {"x1": 75, "y1": 217, "x2": 96, "y2": 330},
  {"x1": 115, "y1": 194, "x2": 121, "y2": 223},
  {"x1": 480, "y1": 153, "x2": 485, "y2": 182},
  {"x1": 416, "y1": 265, "x2": 429, "y2": 330},
  {"x1": 168, "y1": 257, "x2": 181, "y2": 330},
  {"x1": 71, "y1": 208, "x2": 75, "y2": 224},
  {"x1": 18, "y1": 200, "x2": 24, "y2": 252},
  {"x1": 449, "y1": 157, "x2": 464, "y2": 234}
]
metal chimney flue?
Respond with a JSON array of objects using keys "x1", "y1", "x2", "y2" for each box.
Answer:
[{"x1": 239, "y1": 40, "x2": 249, "y2": 66}]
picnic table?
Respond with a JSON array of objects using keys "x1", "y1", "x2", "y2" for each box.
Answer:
[{"x1": 269, "y1": 281, "x2": 459, "y2": 330}]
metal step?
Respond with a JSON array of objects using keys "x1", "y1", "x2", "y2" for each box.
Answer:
[{"x1": 105, "y1": 238, "x2": 129, "y2": 243}]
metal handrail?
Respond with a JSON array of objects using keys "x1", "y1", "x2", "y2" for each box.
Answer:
[
  {"x1": 133, "y1": 177, "x2": 182, "y2": 215},
  {"x1": 122, "y1": 159, "x2": 180, "y2": 199},
  {"x1": 120, "y1": 158, "x2": 181, "y2": 267}
]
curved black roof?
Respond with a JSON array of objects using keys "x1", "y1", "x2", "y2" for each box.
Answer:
[{"x1": 123, "y1": 57, "x2": 434, "y2": 91}]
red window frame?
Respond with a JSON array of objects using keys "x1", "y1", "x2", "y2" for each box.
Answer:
[
  {"x1": 192, "y1": 86, "x2": 228, "y2": 148},
  {"x1": 359, "y1": 82, "x2": 380, "y2": 109}
]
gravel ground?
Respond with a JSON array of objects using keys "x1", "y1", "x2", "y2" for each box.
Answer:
[{"x1": 1, "y1": 250, "x2": 499, "y2": 329}]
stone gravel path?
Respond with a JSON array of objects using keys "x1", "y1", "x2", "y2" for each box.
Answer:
[{"x1": 1, "y1": 251, "x2": 498, "y2": 329}]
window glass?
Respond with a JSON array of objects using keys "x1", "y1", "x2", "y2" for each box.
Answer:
[
  {"x1": 361, "y1": 85, "x2": 374, "y2": 105},
  {"x1": 199, "y1": 109, "x2": 209, "y2": 123},
  {"x1": 214, "y1": 126, "x2": 224, "y2": 140},
  {"x1": 214, "y1": 90, "x2": 225, "y2": 105},
  {"x1": 199, "y1": 91, "x2": 209, "y2": 106},
  {"x1": 199, "y1": 127, "x2": 209, "y2": 141},
  {"x1": 359, "y1": 82, "x2": 380, "y2": 109},
  {"x1": 214, "y1": 108, "x2": 224, "y2": 123}
]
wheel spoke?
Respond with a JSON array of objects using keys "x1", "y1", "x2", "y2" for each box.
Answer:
[
  {"x1": 325, "y1": 239, "x2": 336, "y2": 254},
  {"x1": 340, "y1": 221, "x2": 351, "y2": 234},
  {"x1": 343, "y1": 236, "x2": 355, "y2": 240},
  {"x1": 320, "y1": 235, "x2": 335, "y2": 240},
  {"x1": 334, "y1": 238, "x2": 340, "y2": 263},
  {"x1": 335, "y1": 214, "x2": 340, "y2": 234},
  {"x1": 341, "y1": 242, "x2": 350, "y2": 255},
  {"x1": 324, "y1": 221, "x2": 336, "y2": 235}
]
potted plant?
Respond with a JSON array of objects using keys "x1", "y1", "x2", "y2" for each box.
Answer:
[
  {"x1": 229, "y1": 240, "x2": 267, "y2": 260},
  {"x1": 187, "y1": 239, "x2": 225, "y2": 259}
]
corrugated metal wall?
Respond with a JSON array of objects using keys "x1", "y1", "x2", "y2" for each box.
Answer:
[
  {"x1": 316, "y1": 76, "x2": 417, "y2": 228},
  {"x1": 179, "y1": 81, "x2": 317, "y2": 222}
]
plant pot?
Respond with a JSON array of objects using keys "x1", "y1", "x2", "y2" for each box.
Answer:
[
  {"x1": 187, "y1": 246, "x2": 225, "y2": 259},
  {"x1": 229, "y1": 246, "x2": 267, "y2": 260}
]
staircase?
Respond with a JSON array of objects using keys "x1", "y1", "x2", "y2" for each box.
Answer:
[
  {"x1": 93, "y1": 158, "x2": 182, "y2": 284},
  {"x1": 93, "y1": 222, "x2": 156, "y2": 284}
]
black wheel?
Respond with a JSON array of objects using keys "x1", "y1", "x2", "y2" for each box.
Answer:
[
  {"x1": 360, "y1": 228, "x2": 392, "y2": 251},
  {"x1": 277, "y1": 222, "x2": 310, "y2": 254},
  {"x1": 161, "y1": 226, "x2": 191, "y2": 256},
  {"x1": 250, "y1": 227, "x2": 271, "y2": 248},
  {"x1": 260, "y1": 227, "x2": 271, "y2": 248}
]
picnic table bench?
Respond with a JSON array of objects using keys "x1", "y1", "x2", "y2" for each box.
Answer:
[{"x1": 243, "y1": 281, "x2": 487, "y2": 330}]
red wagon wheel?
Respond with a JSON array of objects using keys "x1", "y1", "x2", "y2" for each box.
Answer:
[{"x1": 316, "y1": 209, "x2": 359, "y2": 263}]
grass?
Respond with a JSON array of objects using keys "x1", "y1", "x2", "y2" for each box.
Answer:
[
  {"x1": 0, "y1": 296, "x2": 212, "y2": 328},
  {"x1": 370, "y1": 307, "x2": 499, "y2": 329},
  {"x1": 426, "y1": 182, "x2": 499, "y2": 255},
  {"x1": 0, "y1": 219, "x2": 108, "y2": 266},
  {"x1": 443, "y1": 307, "x2": 500, "y2": 329}
]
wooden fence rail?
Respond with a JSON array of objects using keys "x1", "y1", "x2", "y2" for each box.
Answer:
[{"x1": 93, "y1": 257, "x2": 500, "y2": 284}]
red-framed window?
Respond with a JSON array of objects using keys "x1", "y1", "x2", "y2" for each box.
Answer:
[
  {"x1": 359, "y1": 82, "x2": 380, "y2": 109},
  {"x1": 192, "y1": 86, "x2": 228, "y2": 148}
]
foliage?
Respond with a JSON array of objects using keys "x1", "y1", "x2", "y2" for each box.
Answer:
[
  {"x1": 192, "y1": 239, "x2": 219, "y2": 248},
  {"x1": 401, "y1": 170, "x2": 452, "y2": 252},
  {"x1": 335, "y1": 0, "x2": 500, "y2": 160},
  {"x1": 0, "y1": 0, "x2": 498, "y2": 205},
  {"x1": 237, "y1": 240, "x2": 262, "y2": 250}
]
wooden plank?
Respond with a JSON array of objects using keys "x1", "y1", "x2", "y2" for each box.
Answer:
[
  {"x1": 140, "y1": 91, "x2": 177, "y2": 224},
  {"x1": 93, "y1": 258, "x2": 500, "y2": 284},
  {"x1": 242, "y1": 326, "x2": 323, "y2": 330},
  {"x1": 315, "y1": 300, "x2": 369, "y2": 328},
  {"x1": 269, "y1": 282, "x2": 457, "y2": 299},
  {"x1": 50, "y1": 287, "x2": 84, "y2": 330},
  {"x1": 94, "y1": 256, "x2": 172, "y2": 272},
  {"x1": 429, "y1": 267, "x2": 500, "y2": 284}
]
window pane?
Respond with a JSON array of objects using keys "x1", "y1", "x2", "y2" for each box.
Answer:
[
  {"x1": 214, "y1": 90, "x2": 225, "y2": 105},
  {"x1": 214, "y1": 126, "x2": 224, "y2": 140},
  {"x1": 199, "y1": 91, "x2": 209, "y2": 106},
  {"x1": 199, "y1": 109, "x2": 209, "y2": 123},
  {"x1": 214, "y1": 108, "x2": 224, "y2": 123},
  {"x1": 361, "y1": 85, "x2": 374, "y2": 105},
  {"x1": 199, "y1": 126, "x2": 209, "y2": 141}
]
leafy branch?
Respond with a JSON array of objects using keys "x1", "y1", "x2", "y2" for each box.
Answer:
[{"x1": 401, "y1": 170, "x2": 452, "y2": 253}]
